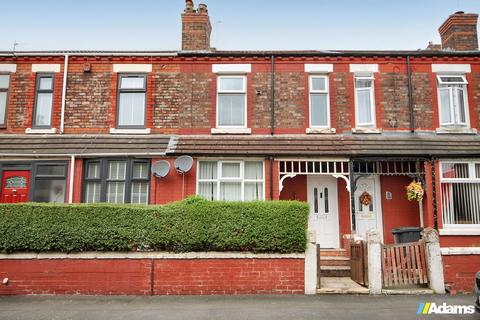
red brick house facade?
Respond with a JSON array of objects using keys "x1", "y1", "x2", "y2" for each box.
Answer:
[{"x1": 0, "y1": 3, "x2": 479, "y2": 292}]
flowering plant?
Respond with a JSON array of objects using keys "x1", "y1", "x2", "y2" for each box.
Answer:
[
  {"x1": 406, "y1": 180, "x2": 424, "y2": 202},
  {"x1": 360, "y1": 191, "x2": 372, "y2": 206}
]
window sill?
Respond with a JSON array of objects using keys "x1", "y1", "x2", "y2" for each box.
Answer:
[
  {"x1": 211, "y1": 128, "x2": 251, "y2": 135},
  {"x1": 306, "y1": 127, "x2": 336, "y2": 134},
  {"x1": 25, "y1": 128, "x2": 56, "y2": 134},
  {"x1": 440, "y1": 247, "x2": 480, "y2": 255},
  {"x1": 439, "y1": 228, "x2": 480, "y2": 236},
  {"x1": 109, "y1": 128, "x2": 151, "y2": 135},
  {"x1": 436, "y1": 127, "x2": 477, "y2": 135},
  {"x1": 351, "y1": 127, "x2": 382, "y2": 134}
]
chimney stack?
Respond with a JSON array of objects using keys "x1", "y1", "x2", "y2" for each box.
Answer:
[
  {"x1": 181, "y1": 0, "x2": 212, "y2": 51},
  {"x1": 439, "y1": 11, "x2": 478, "y2": 51}
]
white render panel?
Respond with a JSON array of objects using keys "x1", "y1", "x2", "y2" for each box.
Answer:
[
  {"x1": 212, "y1": 64, "x2": 252, "y2": 73},
  {"x1": 432, "y1": 64, "x2": 471, "y2": 73},
  {"x1": 32, "y1": 64, "x2": 61, "y2": 73},
  {"x1": 304, "y1": 64, "x2": 333, "y2": 73},
  {"x1": 113, "y1": 64, "x2": 152, "y2": 73},
  {"x1": 0, "y1": 64, "x2": 17, "y2": 73},
  {"x1": 349, "y1": 64, "x2": 379, "y2": 73},
  {"x1": 441, "y1": 247, "x2": 480, "y2": 255}
]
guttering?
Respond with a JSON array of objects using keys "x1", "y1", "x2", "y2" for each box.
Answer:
[
  {"x1": 270, "y1": 55, "x2": 276, "y2": 135},
  {"x1": 407, "y1": 55, "x2": 415, "y2": 132},
  {"x1": 0, "y1": 152, "x2": 168, "y2": 157},
  {"x1": 68, "y1": 155, "x2": 75, "y2": 203},
  {"x1": 60, "y1": 55, "x2": 69, "y2": 134},
  {"x1": 0, "y1": 51, "x2": 178, "y2": 57}
]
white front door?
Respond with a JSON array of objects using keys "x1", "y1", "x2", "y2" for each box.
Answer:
[
  {"x1": 307, "y1": 176, "x2": 340, "y2": 248},
  {"x1": 354, "y1": 176, "x2": 383, "y2": 240}
]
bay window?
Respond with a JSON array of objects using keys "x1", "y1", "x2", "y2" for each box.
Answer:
[
  {"x1": 32, "y1": 163, "x2": 67, "y2": 203},
  {"x1": 309, "y1": 75, "x2": 330, "y2": 128},
  {"x1": 33, "y1": 74, "x2": 54, "y2": 128},
  {"x1": 216, "y1": 76, "x2": 247, "y2": 128},
  {"x1": 197, "y1": 160, "x2": 264, "y2": 201},
  {"x1": 437, "y1": 75, "x2": 469, "y2": 127},
  {"x1": 354, "y1": 75, "x2": 375, "y2": 127},
  {"x1": 117, "y1": 74, "x2": 147, "y2": 128},
  {"x1": 440, "y1": 161, "x2": 480, "y2": 225},
  {"x1": 83, "y1": 159, "x2": 150, "y2": 204}
]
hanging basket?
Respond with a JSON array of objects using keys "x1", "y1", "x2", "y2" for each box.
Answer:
[
  {"x1": 360, "y1": 191, "x2": 372, "y2": 206},
  {"x1": 406, "y1": 180, "x2": 424, "y2": 202}
]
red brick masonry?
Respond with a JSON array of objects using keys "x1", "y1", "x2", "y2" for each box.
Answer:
[
  {"x1": 0, "y1": 257, "x2": 304, "y2": 295},
  {"x1": 443, "y1": 255, "x2": 480, "y2": 293}
]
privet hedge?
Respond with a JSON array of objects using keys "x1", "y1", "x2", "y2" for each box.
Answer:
[{"x1": 0, "y1": 197, "x2": 309, "y2": 253}]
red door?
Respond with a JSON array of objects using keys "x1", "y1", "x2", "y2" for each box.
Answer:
[{"x1": 1, "y1": 171, "x2": 30, "y2": 203}]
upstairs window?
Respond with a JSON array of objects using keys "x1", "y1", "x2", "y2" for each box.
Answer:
[
  {"x1": 309, "y1": 75, "x2": 330, "y2": 128},
  {"x1": 354, "y1": 75, "x2": 375, "y2": 127},
  {"x1": 83, "y1": 159, "x2": 150, "y2": 204},
  {"x1": 117, "y1": 74, "x2": 147, "y2": 128},
  {"x1": 33, "y1": 74, "x2": 54, "y2": 128},
  {"x1": 217, "y1": 76, "x2": 247, "y2": 128},
  {"x1": 437, "y1": 75, "x2": 469, "y2": 127},
  {"x1": 0, "y1": 74, "x2": 9, "y2": 126},
  {"x1": 197, "y1": 160, "x2": 264, "y2": 201}
]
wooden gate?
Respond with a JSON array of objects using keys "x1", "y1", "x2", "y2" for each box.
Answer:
[
  {"x1": 382, "y1": 240, "x2": 428, "y2": 287},
  {"x1": 350, "y1": 240, "x2": 368, "y2": 286}
]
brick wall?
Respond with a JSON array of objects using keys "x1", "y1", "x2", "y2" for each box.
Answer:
[
  {"x1": 0, "y1": 257, "x2": 304, "y2": 295},
  {"x1": 443, "y1": 255, "x2": 480, "y2": 293},
  {"x1": 2, "y1": 57, "x2": 480, "y2": 134}
]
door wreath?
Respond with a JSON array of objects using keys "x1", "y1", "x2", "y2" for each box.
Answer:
[{"x1": 360, "y1": 191, "x2": 372, "y2": 206}]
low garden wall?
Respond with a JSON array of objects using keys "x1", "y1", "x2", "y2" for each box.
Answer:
[{"x1": 0, "y1": 198, "x2": 309, "y2": 295}]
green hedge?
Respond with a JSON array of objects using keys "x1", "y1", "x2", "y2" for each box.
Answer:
[{"x1": 0, "y1": 197, "x2": 309, "y2": 254}]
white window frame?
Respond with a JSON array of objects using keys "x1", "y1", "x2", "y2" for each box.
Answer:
[
  {"x1": 216, "y1": 75, "x2": 247, "y2": 129},
  {"x1": 196, "y1": 159, "x2": 265, "y2": 201},
  {"x1": 354, "y1": 74, "x2": 376, "y2": 128},
  {"x1": 436, "y1": 74, "x2": 470, "y2": 127},
  {"x1": 439, "y1": 160, "x2": 480, "y2": 228},
  {"x1": 308, "y1": 75, "x2": 330, "y2": 129}
]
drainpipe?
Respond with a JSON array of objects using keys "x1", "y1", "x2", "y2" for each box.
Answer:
[
  {"x1": 269, "y1": 156, "x2": 274, "y2": 200},
  {"x1": 406, "y1": 55, "x2": 415, "y2": 132},
  {"x1": 68, "y1": 155, "x2": 75, "y2": 204},
  {"x1": 430, "y1": 157, "x2": 438, "y2": 230},
  {"x1": 270, "y1": 55, "x2": 275, "y2": 135},
  {"x1": 60, "y1": 54, "x2": 69, "y2": 134}
]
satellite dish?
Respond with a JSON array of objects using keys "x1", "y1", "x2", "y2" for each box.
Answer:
[
  {"x1": 151, "y1": 160, "x2": 171, "y2": 178},
  {"x1": 174, "y1": 155, "x2": 193, "y2": 173}
]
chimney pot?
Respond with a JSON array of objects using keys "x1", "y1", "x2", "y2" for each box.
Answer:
[
  {"x1": 438, "y1": 12, "x2": 478, "y2": 51},
  {"x1": 185, "y1": 0, "x2": 195, "y2": 13}
]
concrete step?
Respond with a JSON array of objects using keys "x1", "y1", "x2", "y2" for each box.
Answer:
[
  {"x1": 319, "y1": 256, "x2": 350, "y2": 267},
  {"x1": 320, "y1": 265, "x2": 351, "y2": 277},
  {"x1": 319, "y1": 249, "x2": 347, "y2": 257},
  {"x1": 317, "y1": 277, "x2": 369, "y2": 295}
]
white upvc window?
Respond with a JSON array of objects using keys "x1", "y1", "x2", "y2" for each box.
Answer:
[
  {"x1": 216, "y1": 75, "x2": 247, "y2": 128},
  {"x1": 197, "y1": 160, "x2": 264, "y2": 201},
  {"x1": 437, "y1": 75, "x2": 470, "y2": 127},
  {"x1": 309, "y1": 75, "x2": 330, "y2": 128},
  {"x1": 354, "y1": 74, "x2": 376, "y2": 127},
  {"x1": 440, "y1": 161, "x2": 480, "y2": 226}
]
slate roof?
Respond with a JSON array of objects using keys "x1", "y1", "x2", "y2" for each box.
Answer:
[
  {"x1": 0, "y1": 135, "x2": 173, "y2": 157},
  {"x1": 172, "y1": 134, "x2": 480, "y2": 157}
]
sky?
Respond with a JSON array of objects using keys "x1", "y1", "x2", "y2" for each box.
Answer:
[{"x1": 1, "y1": 0, "x2": 480, "y2": 52}]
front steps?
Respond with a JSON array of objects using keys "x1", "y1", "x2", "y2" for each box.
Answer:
[{"x1": 319, "y1": 249, "x2": 350, "y2": 277}]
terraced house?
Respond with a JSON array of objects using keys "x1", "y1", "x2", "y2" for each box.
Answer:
[{"x1": 0, "y1": 1, "x2": 479, "y2": 292}]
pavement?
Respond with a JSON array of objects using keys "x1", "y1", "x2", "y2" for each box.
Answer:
[{"x1": 0, "y1": 294, "x2": 478, "y2": 320}]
